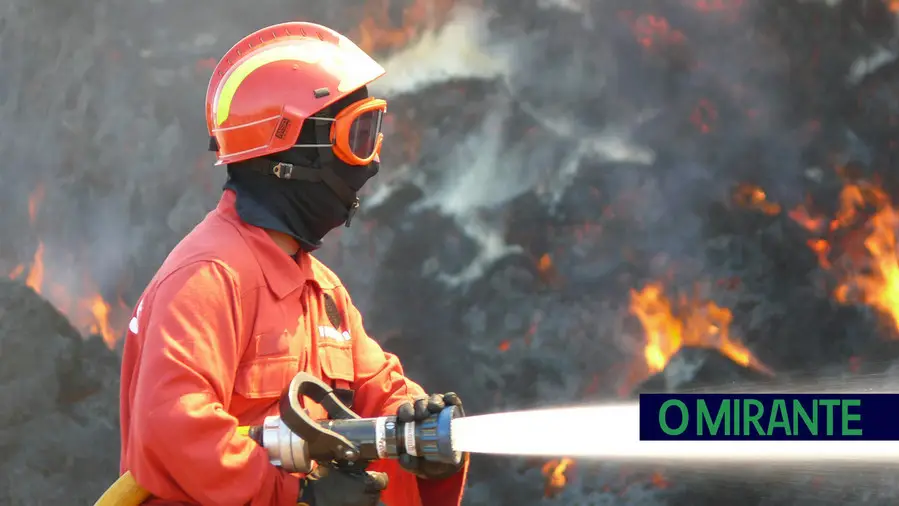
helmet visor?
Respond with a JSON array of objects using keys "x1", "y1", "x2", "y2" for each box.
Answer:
[{"x1": 347, "y1": 109, "x2": 384, "y2": 159}]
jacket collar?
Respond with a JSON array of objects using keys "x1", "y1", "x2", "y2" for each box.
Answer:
[{"x1": 215, "y1": 189, "x2": 334, "y2": 299}]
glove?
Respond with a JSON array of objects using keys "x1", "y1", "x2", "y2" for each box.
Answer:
[
  {"x1": 396, "y1": 392, "x2": 466, "y2": 480},
  {"x1": 297, "y1": 466, "x2": 388, "y2": 506}
]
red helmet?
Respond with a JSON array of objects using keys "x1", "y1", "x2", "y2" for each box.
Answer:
[{"x1": 205, "y1": 22, "x2": 387, "y2": 166}]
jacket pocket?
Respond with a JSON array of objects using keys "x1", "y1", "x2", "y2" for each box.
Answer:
[
  {"x1": 318, "y1": 342, "x2": 355, "y2": 383},
  {"x1": 253, "y1": 331, "x2": 291, "y2": 357},
  {"x1": 233, "y1": 356, "x2": 299, "y2": 399}
]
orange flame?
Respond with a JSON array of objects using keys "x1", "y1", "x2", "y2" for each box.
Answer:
[
  {"x1": 353, "y1": 0, "x2": 461, "y2": 54},
  {"x1": 13, "y1": 241, "x2": 123, "y2": 347},
  {"x1": 6, "y1": 184, "x2": 125, "y2": 347},
  {"x1": 25, "y1": 242, "x2": 45, "y2": 292},
  {"x1": 541, "y1": 458, "x2": 574, "y2": 498},
  {"x1": 629, "y1": 282, "x2": 772, "y2": 374},
  {"x1": 7, "y1": 264, "x2": 24, "y2": 280},
  {"x1": 788, "y1": 198, "x2": 826, "y2": 233},
  {"x1": 537, "y1": 253, "x2": 560, "y2": 284},
  {"x1": 732, "y1": 183, "x2": 781, "y2": 215},
  {"x1": 793, "y1": 179, "x2": 899, "y2": 332}
]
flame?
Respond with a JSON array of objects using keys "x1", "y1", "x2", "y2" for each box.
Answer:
[
  {"x1": 793, "y1": 179, "x2": 899, "y2": 332},
  {"x1": 788, "y1": 198, "x2": 826, "y2": 233},
  {"x1": 890, "y1": 0, "x2": 899, "y2": 14},
  {"x1": 25, "y1": 242, "x2": 45, "y2": 292},
  {"x1": 629, "y1": 282, "x2": 772, "y2": 374},
  {"x1": 536, "y1": 253, "x2": 560, "y2": 284},
  {"x1": 7, "y1": 264, "x2": 24, "y2": 280},
  {"x1": 7, "y1": 184, "x2": 126, "y2": 346},
  {"x1": 732, "y1": 183, "x2": 781, "y2": 215},
  {"x1": 10, "y1": 241, "x2": 124, "y2": 347},
  {"x1": 541, "y1": 457, "x2": 574, "y2": 498},
  {"x1": 352, "y1": 0, "x2": 461, "y2": 54}
]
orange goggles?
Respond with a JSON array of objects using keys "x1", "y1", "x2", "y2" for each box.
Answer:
[{"x1": 295, "y1": 97, "x2": 387, "y2": 166}]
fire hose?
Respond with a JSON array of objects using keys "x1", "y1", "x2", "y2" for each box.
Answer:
[{"x1": 94, "y1": 372, "x2": 461, "y2": 506}]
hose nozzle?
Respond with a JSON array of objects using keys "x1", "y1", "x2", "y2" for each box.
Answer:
[{"x1": 245, "y1": 373, "x2": 461, "y2": 472}]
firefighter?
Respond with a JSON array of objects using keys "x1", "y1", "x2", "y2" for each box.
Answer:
[{"x1": 118, "y1": 21, "x2": 468, "y2": 506}]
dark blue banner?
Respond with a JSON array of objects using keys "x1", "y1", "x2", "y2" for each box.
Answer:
[{"x1": 639, "y1": 394, "x2": 899, "y2": 440}]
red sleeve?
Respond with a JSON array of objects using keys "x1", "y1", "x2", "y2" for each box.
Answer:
[
  {"x1": 127, "y1": 261, "x2": 300, "y2": 506},
  {"x1": 343, "y1": 293, "x2": 469, "y2": 506}
]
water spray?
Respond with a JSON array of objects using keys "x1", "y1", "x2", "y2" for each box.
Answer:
[{"x1": 450, "y1": 404, "x2": 899, "y2": 462}]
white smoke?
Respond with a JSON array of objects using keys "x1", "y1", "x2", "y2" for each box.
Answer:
[
  {"x1": 366, "y1": 3, "x2": 656, "y2": 286},
  {"x1": 370, "y1": 6, "x2": 511, "y2": 98}
]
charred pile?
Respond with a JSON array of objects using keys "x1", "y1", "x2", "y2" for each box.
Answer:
[{"x1": 0, "y1": 280, "x2": 120, "y2": 504}]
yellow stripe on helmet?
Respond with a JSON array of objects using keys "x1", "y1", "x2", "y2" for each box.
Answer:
[{"x1": 214, "y1": 37, "x2": 384, "y2": 127}]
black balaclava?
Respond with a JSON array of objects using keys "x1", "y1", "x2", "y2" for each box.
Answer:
[{"x1": 224, "y1": 86, "x2": 380, "y2": 252}]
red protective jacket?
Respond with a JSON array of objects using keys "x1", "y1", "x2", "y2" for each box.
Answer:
[{"x1": 119, "y1": 189, "x2": 468, "y2": 506}]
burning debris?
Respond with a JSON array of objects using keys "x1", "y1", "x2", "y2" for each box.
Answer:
[
  {"x1": 794, "y1": 178, "x2": 899, "y2": 333},
  {"x1": 541, "y1": 457, "x2": 574, "y2": 498},
  {"x1": 732, "y1": 172, "x2": 899, "y2": 337},
  {"x1": 629, "y1": 281, "x2": 773, "y2": 377},
  {"x1": 6, "y1": 186, "x2": 128, "y2": 348}
]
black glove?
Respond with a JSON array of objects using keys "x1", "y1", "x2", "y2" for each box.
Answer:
[
  {"x1": 396, "y1": 392, "x2": 466, "y2": 480},
  {"x1": 297, "y1": 466, "x2": 388, "y2": 506}
]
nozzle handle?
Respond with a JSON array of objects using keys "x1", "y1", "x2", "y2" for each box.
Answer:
[{"x1": 279, "y1": 372, "x2": 363, "y2": 462}]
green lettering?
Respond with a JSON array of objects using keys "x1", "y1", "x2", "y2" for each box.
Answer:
[
  {"x1": 659, "y1": 400, "x2": 689, "y2": 436},
  {"x1": 767, "y1": 399, "x2": 792, "y2": 436},
  {"x1": 697, "y1": 399, "x2": 730, "y2": 436},
  {"x1": 841, "y1": 399, "x2": 862, "y2": 436},
  {"x1": 792, "y1": 399, "x2": 818, "y2": 435},
  {"x1": 743, "y1": 399, "x2": 765, "y2": 435},
  {"x1": 820, "y1": 399, "x2": 840, "y2": 436},
  {"x1": 733, "y1": 399, "x2": 741, "y2": 435}
]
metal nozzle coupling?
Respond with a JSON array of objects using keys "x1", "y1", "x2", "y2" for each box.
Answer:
[
  {"x1": 405, "y1": 404, "x2": 462, "y2": 465},
  {"x1": 259, "y1": 415, "x2": 313, "y2": 473}
]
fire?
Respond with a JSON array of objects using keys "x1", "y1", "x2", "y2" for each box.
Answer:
[
  {"x1": 25, "y1": 242, "x2": 45, "y2": 292},
  {"x1": 12, "y1": 242, "x2": 124, "y2": 347},
  {"x1": 8, "y1": 185, "x2": 125, "y2": 347},
  {"x1": 792, "y1": 179, "x2": 899, "y2": 332},
  {"x1": 352, "y1": 0, "x2": 461, "y2": 54},
  {"x1": 536, "y1": 253, "x2": 560, "y2": 284},
  {"x1": 541, "y1": 457, "x2": 574, "y2": 498},
  {"x1": 732, "y1": 183, "x2": 781, "y2": 215},
  {"x1": 629, "y1": 282, "x2": 772, "y2": 374},
  {"x1": 787, "y1": 198, "x2": 826, "y2": 232},
  {"x1": 7, "y1": 264, "x2": 24, "y2": 280},
  {"x1": 890, "y1": 0, "x2": 899, "y2": 14}
]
